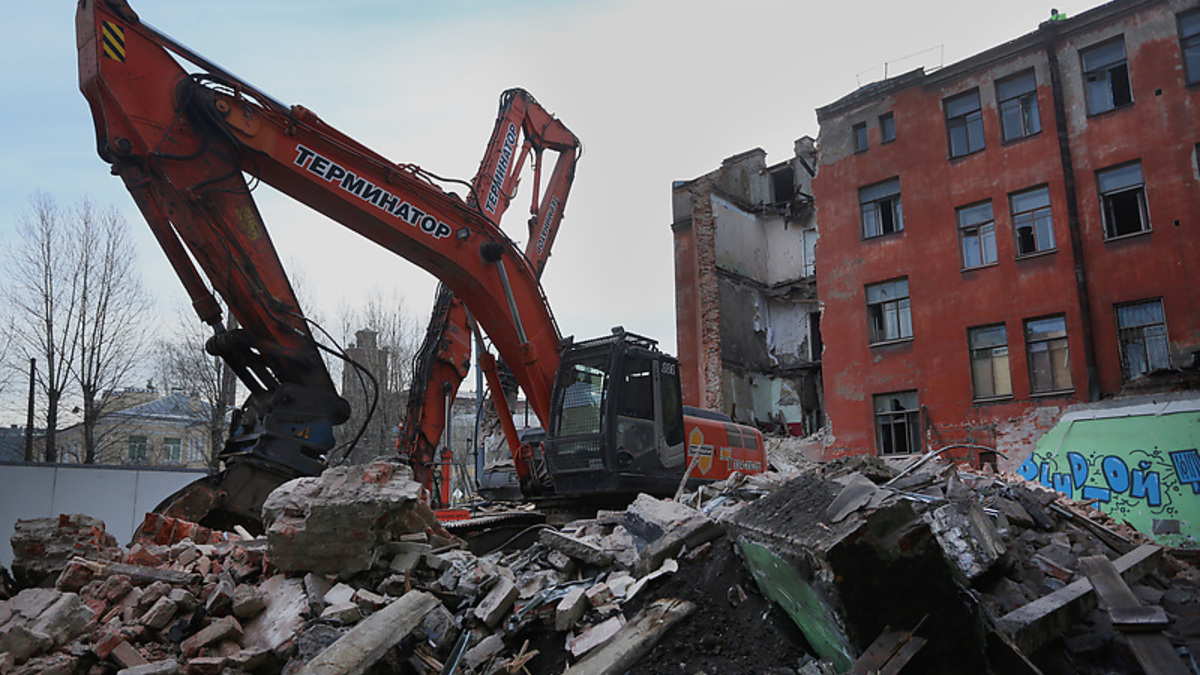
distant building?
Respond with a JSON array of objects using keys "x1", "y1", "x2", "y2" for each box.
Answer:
[
  {"x1": 672, "y1": 142, "x2": 823, "y2": 435},
  {"x1": 0, "y1": 426, "x2": 34, "y2": 463},
  {"x1": 55, "y1": 387, "x2": 212, "y2": 468},
  {"x1": 811, "y1": 0, "x2": 1200, "y2": 465}
]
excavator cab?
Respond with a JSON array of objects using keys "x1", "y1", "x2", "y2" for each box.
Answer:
[{"x1": 544, "y1": 328, "x2": 689, "y2": 496}]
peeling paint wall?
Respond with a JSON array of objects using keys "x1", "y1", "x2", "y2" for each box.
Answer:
[{"x1": 673, "y1": 143, "x2": 822, "y2": 434}]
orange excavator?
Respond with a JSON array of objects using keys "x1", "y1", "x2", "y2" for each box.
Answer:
[{"x1": 77, "y1": 0, "x2": 766, "y2": 529}]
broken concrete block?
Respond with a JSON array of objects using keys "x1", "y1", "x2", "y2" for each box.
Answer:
[
  {"x1": 320, "y1": 601, "x2": 362, "y2": 625},
  {"x1": 634, "y1": 515, "x2": 720, "y2": 577},
  {"x1": 540, "y1": 529, "x2": 614, "y2": 567},
  {"x1": 10, "y1": 514, "x2": 121, "y2": 588},
  {"x1": 323, "y1": 583, "x2": 355, "y2": 608},
  {"x1": 463, "y1": 633, "x2": 505, "y2": 671},
  {"x1": 585, "y1": 582, "x2": 614, "y2": 608},
  {"x1": 352, "y1": 588, "x2": 386, "y2": 612},
  {"x1": 262, "y1": 459, "x2": 450, "y2": 576},
  {"x1": 110, "y1": 641, "x2": 149, "y2": 669},
  {"x1": 303, "y1": 573, "x2": 332, "y2": 616},
  {"x1": 473, "y1": 577, "x2": 519, "y2": 628},
  {"x1": 169, "y1": 587, "x2": 197, "y2": 612},
  {"x1": 732, "y1": 473, "x2": 992, "y2": 675},
  {"x1": 292, "y1": 591, "x2": 439, "y2": 675},
  {"x1": 183, "y1": 656, "x2": 225, "y2": 675},
  {"x1": 924, "y1": 501, "x2": 1006, "y2": 582},
  {"x1": 205, "y1": 575, "x2": 234, "y2": 617},
  {"x1": 387, "y1": 542, "x2": 432, "y2": 574},
  {"x1": 241, "y1": 576, "x2": 308, "y2": 654},
  {"x1": 555, "y1": 586, "x2": 588, "y2": 632},
  {"x1": 138, "y1": 596, "x2": 178, "y2": 630},
  {"x1": 114, "y1": 659, "x2": 179, "y2": 675},
  {"x1": 623, "y1": 493, "x2": 705, "y2": 543},
  {"x1": 27, "y1": 592, "x2": 94, "y2": 646},
  {"x1": 423, "y1": 552, "x2": 450, "y2": 572},
  {"x1": 0, "y1": 622, "x2": 54, "y2": 662},
  {"x1": 562, "y1": 599, "x2": 696, "y2": 675},
  {"x1": 232, "y1": 585, "x2": 266, "y2": 619},
  {"x1": 567, "y1": 616, "x2": 625, "y2": 658},
  {"x1": 415, "y1": 603, "x2": 458, "y2": 652},
  {"x1": 545, "y1": 549, "x2": 576, "y2": 574},
  {"x1": 181, "y1": 616, "x2": 243, "y2": 657}
]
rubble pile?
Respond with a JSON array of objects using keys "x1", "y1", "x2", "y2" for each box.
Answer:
[{"x1": 1, "y1": 454, "x2": 1198, "y2": 674}]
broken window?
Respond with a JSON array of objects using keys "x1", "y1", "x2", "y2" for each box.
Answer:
[
  {"x1": 969, "y1": 325, "x2": 1012, "y2": 400},
  {"x1": 997, "y1": 70, "x2": 1041, "y2": 141},
  {"x1": 1010, "y1": 186, "x2": 1055, "y2": 256},
  {"x1": 1025, "y1": 316, "x2": 1072, "y2": 394},
  {"x1": 945, "y1": 89, "x2": 984, "y2": 158},
  {"x1": 771, "y1": 166, "x2": 795, "y2": 203},
  {"x1": 860, "y1": 178, "x2": 903, "y2": 239},
  {"x1": 853, "y1": 122, "x2": 868, "y2": 153},
  {"x1": 880, "y1": 112, "x2": 896, "y2": 143},
  {"x1": 874, "y1": 391, "x2": 920, "y2": 456},
  {"x1": 1098, "y1": 162, "x2": 1149, "y2": 238},
  {"x1": 866, "y1": 278, "x2": 911, "y2": 344},
  {"x1": 1182, "y1": 10, "x2": 1200, "y2": 85},
  {"x1": 957, "y1": 201, "x2": 997, "y2": 269},
  {"x1": 164, "y1": 437, "x2": 182, "y2": 463},
  {"x1": 127, "y1": 435, "x2": 148, "y2": 463},
  {"x1": 1082, "y1": 38, "x2": 1133, "y2": 115},
  {"x1": 802, "y1": 228, "x2": 817, "y2": 278},
  {"x1": 1116, "y1": 299, "x2": 1170, "y2": 380}
]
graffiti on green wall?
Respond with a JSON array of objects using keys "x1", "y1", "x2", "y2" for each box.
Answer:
[{"x1": 1015, "y1": 404, "x2": 1200, "y2": 547}]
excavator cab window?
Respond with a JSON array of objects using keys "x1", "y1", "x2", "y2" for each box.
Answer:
[
  {"x1": 659, "y1": 360, "x2": 685, "y2": 447},
  {"x1": 552, "y1": 362, "x2": 607, "y2": 438}
]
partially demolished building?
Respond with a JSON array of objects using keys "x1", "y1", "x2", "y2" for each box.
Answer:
[
  {"x1": 811, "y1": 0, "x2": 1200, "y2": 464},
  {"x1": 671, "y1": 141, "x2": 823, "y2": 437}
]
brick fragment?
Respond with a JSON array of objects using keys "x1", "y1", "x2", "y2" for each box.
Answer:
[{"x1": 180, "y1": 617, "x2": 242, "y2": 657}]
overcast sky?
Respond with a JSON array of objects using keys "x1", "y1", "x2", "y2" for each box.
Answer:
[{"x1": 0, "y1": 0, "x2": 1088, "y2": 421}]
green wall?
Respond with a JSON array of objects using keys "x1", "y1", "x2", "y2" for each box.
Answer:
[{"x1": 1016, "y1": 406, "x2": 1200, "y2": 547}]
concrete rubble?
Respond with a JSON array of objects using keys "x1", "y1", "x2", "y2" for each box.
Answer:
[{"x1": 1, "y1": 455, "x2": 1198, "y2": 674}]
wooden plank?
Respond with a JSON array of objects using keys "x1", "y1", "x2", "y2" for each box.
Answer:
[
  {"x1": 562, "y1": 599, "x2": 695, "y2": 675},
  {"x1": 1110, "y1": 606, "x2": 1169, "y2": 631},
  {"x1": 847, "y1": 627, "x2": 909, "y2": 675},
  {"x1": 997, "y1": 544, "x2": 1162, "y2": 654},
  {"x1": 879, "y1": 636, "x2": 928, "y2": 675},
  {"x1": 295, "y1": 590, "x2": 439, "y2": 675},
  {"x1": 1078, "y1": 555, "x2": 1190, "y2": 675}
]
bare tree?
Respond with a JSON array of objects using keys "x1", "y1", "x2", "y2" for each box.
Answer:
[
  {"x1": 71, "y1": 201, "x2": 154, "y2": 463},
  {"x1": 155, "y1": 311, "x2": 234, "y2": 471},
  {"x1": 3, "y1": 194, "x2": 82, "y2": 462},
  {"x1": 333, "y1": 289, "x2": 423, "y2": 462}
]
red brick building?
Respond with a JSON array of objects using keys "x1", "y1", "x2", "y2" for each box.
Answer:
[{"x1": 812, "y1": 0, "x2": 1200, "y2": 467}]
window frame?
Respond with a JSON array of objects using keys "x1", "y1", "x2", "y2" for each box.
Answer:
[
  {"x1": 957, "y1": 200, "x2": 998, "y2": 270},
  {"x1": 853, "y1": 122, "x2": 869, "y2": 153},
  {"x1": 1115, "y1": 298, "x2": 1170, "y2": 380},
  {"x1": 866, "y1": 277, "x2": 912, "y2": 345},
  {"x1": 1025, "y1": 315, "x2": 1073, "y2": 395},
  {"x1": 1097, "y1": 161, "x2": 1149, "y2": 239},
  {"x1": 944, "y1": 89, "x2": 985, "y2": 158},
  {"x1": 879, "y1": 112, "x2": 896, "y2": 144},
  {"x1": 1010, "y1": 185, "x2": 1056, "y2": 257},
  {"x1": 127, "y1": 435, "x2": 148, "y2": 463},
  {"x1": 1181, "y1": 9, "x2": 1200, "y2": 86},
  {"x1": 996, "y1": 70, "x2": 1041, "y2": 142},
  {"x1": 1081, "y1": 37, "x2": 1133, "y2": 115},
  {"x1": 874, "y1": 391, "x2": 921, "y2": 456},
  {"x1": 164, "y1": 436, "x2": 183, "y2": 464},
  {"x1": 859, "y1": 178, "x2": 904, "y2": 239},
  {"x1": 968, "y1": 324, "x2": 1013, "y2": 401}
]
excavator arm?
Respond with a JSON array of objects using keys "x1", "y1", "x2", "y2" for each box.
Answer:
[
  {"x1": 78, "y1": 0, "x2": 569, "y2": 524},
  {"x1": 400, "y1": 90, "x2": 579, "y2": 507}
]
